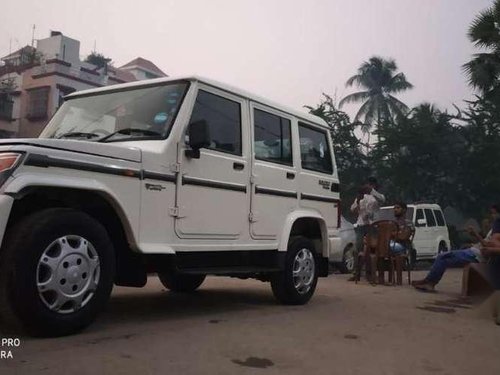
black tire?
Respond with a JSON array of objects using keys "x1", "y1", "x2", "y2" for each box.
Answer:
[
  {"x1": 337, "y1": 244, "x2": 355, "y2": 274},
  {"x1": 158, "y1": 272, "x2": 205, "y2": 293},
  {"x1": 0, "y1": 208, "x2": 115, "y2": 337},
  {"x1": 271, "y1": 236, "x2": 318, "y2": 305},
  {"x1": 438, "y1": 242, "x2": 448, "y2": 254}
]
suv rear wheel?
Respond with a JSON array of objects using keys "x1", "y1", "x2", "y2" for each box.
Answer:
[
  {"x1": 338, "y1": 244, "x2": 355, "y2": 274},
  {"x1": 271, "y1": 236, "x2": 318, "y2": 305},
  {"x1": 438, "y1": 242, "x2": 448, "y2": 254},
  {"x1": 158, "y1": 272, "x2": 206, "y2": 293},
  {"x1": 0, "y1": 208, "x2": 115, "y2": 337}
]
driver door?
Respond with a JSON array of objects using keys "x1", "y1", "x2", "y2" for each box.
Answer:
[{"x1": 175, "y1": 86, "x2": 250, "y2": 240}]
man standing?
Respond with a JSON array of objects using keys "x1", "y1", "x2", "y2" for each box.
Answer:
[
  {"x1": 413, "y1": 204, "x2": 500, "y2": 292},
  {"x1": 348, "y1": 185, "x2": 378, "y2": 281},
  {"x1": 367, "y1": 176, "x2": 386, "y2": 216}
]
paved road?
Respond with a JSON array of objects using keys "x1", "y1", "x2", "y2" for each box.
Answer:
[{"x1": 1, "y1": 269, "x2": 500, "y2": 375}]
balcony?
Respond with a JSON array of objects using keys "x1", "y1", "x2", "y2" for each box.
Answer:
[{"x1": 31, "y1": 60, "x2": 105, "y2": 87}]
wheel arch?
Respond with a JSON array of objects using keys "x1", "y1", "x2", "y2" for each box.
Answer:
[
  {"x1": 7, "y1": 185, "x2": 136, "y2": 246},
  {"x1": 279, "y1": 210, "x2": 329, "y2": 258},
  {"x1": 4, "y1": 183, "x2": 147, "y2": 287}
]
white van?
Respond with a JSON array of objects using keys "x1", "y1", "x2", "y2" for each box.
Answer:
[
  {"x1": 378, "y1": 203, "x2": 450, "y2": 264},
  {"x1": 0, "y1": 76, "x2": 340, "y2": 336}
]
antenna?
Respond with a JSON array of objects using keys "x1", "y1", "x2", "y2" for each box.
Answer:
[
  {"x1": 31, "y1": 24, "x2": 36, "y2": 47},
  {"x1": 93, "y1": 40, "x2": 96, "y2": 53}
]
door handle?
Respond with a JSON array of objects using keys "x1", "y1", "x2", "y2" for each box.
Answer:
[
  {"x1": 233, "y1": 162, "x2": 245, "y2": 171},
  {"x1": 286, "y1": 172, "x2": 295, "y2": 180}
]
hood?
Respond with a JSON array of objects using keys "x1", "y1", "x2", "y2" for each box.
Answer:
[{"x1": 0, "y1": 138, "x2": 141, "y2": 163}]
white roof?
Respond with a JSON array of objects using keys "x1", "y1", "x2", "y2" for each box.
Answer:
[
  {"x1": 382, "y1": 203, "x2": 442, "y2": 209},
  {"x1": 65, "y1": 75, "x2": 329, "y2": 129}
]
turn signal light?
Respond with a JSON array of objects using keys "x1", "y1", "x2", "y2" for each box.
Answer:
[{"x1": 0, "y1": 153, "x2": 22, "y2": 173}]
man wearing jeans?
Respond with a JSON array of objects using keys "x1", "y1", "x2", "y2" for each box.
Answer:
[
  {"x1": 348, "y1": 185, "x2": 378, "y2": 281},
  {"x1": 413, "y1": 204, "x2": 500, "y2": 292}
]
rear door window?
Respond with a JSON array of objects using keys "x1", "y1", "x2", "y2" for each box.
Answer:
[
  {"x1": 424, "y1": 209, "x2": 437, "y2": 227},
  {"x1": 254, "y1": 108, "x2": 293, "y2": 166}
]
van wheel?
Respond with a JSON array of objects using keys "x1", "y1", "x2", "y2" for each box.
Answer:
[
  {"x1": 158, "y1": 272, "x2": 205, "y2": 293},
  {"x1": 438, "y1": 242, "x2": 448, "y2": 254},
  {"x1": 338, "y1": 244, "x2": 355, "y2": 274},
  {"x1": 0, "y1": 208, "x2": 115, "y2": 337},
  {"x1": 271, "y1": 237, "x2": 318, "y2": 305}
]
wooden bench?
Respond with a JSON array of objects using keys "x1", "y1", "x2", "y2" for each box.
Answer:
[{"x1": 461, "y1": 263, "x2": 495, "y2": 297}]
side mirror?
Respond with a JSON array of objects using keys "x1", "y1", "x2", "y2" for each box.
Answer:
[
  {"x1": 417, "y1": 219, "x2": 427, "y2": 226},
  {"x1": 185, "y1": 120, "x2": 210, "y2": 158}
]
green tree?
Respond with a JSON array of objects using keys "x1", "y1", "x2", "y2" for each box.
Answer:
[
  {"x1": 463, "y1": 0, "x2": 500, "y2": 100},
  {"x1": 339, "y1": 56, "x2": 413, "y2": 135},
  {"x1": 370, "y1": 103, "x2": 464, "y2": 208},
  {"x1": 85, "y1": 52, "x2": 113, "y2": 69},
  {"x1": 456, "y1": 96, "x2": 500, "y2": 218}
]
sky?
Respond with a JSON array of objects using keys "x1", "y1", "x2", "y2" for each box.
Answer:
[{"x1": 0, "y1": 0, "x2": 493, "y2": 119}]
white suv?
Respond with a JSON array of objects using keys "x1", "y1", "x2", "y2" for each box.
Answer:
[
  {"x1": 377, "y1": 203, "x2": 451, "y2": 264},
  {"x1": 0, "y1": 76, "x2": 340, "y2": 336}
]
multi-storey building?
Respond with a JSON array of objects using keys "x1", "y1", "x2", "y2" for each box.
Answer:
[{"x1": 0, "y1": 31, "x2": 167, "y2": 138}]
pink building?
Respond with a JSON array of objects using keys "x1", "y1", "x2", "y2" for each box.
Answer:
[{"x1": 0, "y1": 32, "x2": 167, "y2": 138}]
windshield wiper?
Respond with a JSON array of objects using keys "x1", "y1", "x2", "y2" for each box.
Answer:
[
  {"x1": 98, "y1": 128, "x2": 162, "y2": 142},
  {"x1": 57, "y1": 132, "x2": 101, "y2": 140}
]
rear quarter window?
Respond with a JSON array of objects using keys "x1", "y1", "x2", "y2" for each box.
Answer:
[
  {"x1": 298, "y1": 122, "x2": 333, "y2": 174},
  {"x1": 433, "y1": 210, "x2": 446, "y2": 226}
]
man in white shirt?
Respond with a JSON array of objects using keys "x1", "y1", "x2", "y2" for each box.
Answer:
[
  {"x1": 349, "y1": 185, "x2": 378, "y2": 281},
  {"x1": 367, "y1": 176, "x2": 386, "y2": 216}
]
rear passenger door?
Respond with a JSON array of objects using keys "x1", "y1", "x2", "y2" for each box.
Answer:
[
  {"x1": 296, "y1": 122, "x2": 339, "y2": 230},
  {"x1": 250, "y1": 104, "x2": 297, "y2": 239}
]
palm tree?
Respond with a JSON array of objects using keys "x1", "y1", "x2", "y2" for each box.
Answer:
[
  {"x1": 463, "y1": 0, "x2": 500, "y2": 97},
  {"x1": 339, "y1": 56, "x2": 413, "y2": 134}
]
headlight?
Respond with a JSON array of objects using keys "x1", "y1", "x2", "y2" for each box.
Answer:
[{"x1": 0, "y1": 152, "x2": 24, "y2": 187}]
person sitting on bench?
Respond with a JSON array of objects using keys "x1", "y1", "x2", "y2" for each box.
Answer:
[
  {"x1": 389, "y1": 201, "x2": 414, "y2": 255},
  {"x1": 412, "y1": 204, "x2": 500, "y2": 292}
]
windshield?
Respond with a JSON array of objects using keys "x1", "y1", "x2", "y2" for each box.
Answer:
[{"x1": 40, "y1": 82, "x2": 189, "y2": 142}]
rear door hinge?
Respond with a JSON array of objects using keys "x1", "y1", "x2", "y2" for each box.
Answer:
[
  {"x1": 170, "y1": 163, "x2": 181, "y2": 173},
  {"x1": 169, "y1": 207, "x2": 184, "y2": 218},
  {"x1": 249, "y1": 212, "x2": 257, "y2": 222}
]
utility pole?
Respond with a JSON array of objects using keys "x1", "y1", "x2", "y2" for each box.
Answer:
[{"x1": 31, "y1": 24, "x2": 36, "y2": 47}]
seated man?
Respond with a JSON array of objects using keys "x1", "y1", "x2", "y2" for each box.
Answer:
[
  {"x1": 389, "y1": 201, "x2": 415, "y2": 255},
  {"x1": 413, "y1": 204, "x2": 500, "y2": 292}
]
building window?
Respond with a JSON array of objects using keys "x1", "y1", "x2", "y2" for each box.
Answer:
[
  {"x1": 144, "y1": 71, "x2": 158, "y2": 79},
  {"x1": 27, "y1": 87, "x2": 49, "y2": 120},
  {"x1": 0, "y1": 93, "x2": 14, "y2": 121}
]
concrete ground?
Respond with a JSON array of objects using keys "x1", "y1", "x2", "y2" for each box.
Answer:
[{"x1": 1, "y1": 268, "x2": 500, "y2": 375}]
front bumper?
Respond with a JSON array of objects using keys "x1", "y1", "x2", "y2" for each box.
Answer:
[{"x1": 0, "y1": 194, "x2": 14, "y2": 249}]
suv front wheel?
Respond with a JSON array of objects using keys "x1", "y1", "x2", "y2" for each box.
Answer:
[
  {"x1": 271, "y1": 236, "x2": 318, "y2": 305},
  {"x1": 0, "y1": 208, "x2": 115, "y2": 337}
]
